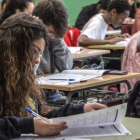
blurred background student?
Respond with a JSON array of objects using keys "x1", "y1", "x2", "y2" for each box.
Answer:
[
  {"x1": 74, "y1": 0, "x2": 111, "y2": 30},
  {"x1": 0, "y1": 0, "x2": 34, "y2": 24}
]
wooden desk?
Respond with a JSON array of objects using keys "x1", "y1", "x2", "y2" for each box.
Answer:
[
  {"x1": 15, "y1": 117, "x2": 140, "y2": 140},
  {"x1": 39, "y1": 73, "x2": 140, "y2": 103},
  {"x1": 72, "y1": 49, "x2": 110, "y2": 61},
  {"x1": 87, "y1": 44, "x2": 125, "y2": 50},
  {"x1": 87, "y1": 44, "x2": 126, "y2": 64}
]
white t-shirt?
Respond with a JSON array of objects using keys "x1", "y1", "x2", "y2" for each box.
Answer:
[{"x1": 82, "y1": 14, "x2": 108, "y2": 40}]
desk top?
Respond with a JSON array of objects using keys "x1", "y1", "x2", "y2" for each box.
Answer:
[
  {"x1": 39, "y1": 73, "x2": 140, "y2": 91},
  {"x1": 87, "y1": 44, "x2": 125, "y2": 50},
  {"x1": 90, "y1": 117, "x2": 140, "y2": 140},
  {"x1": 72, "y1": 49, "x2": 110, "y2": 60}
]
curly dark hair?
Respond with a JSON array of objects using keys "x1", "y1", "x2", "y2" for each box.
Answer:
[
  {"x1": 0, "y1": 12, "x2": 51, "y2": 118},
  {"x1": 32, "y1": 0, "x2": 68, "y2": 38},
  {"x1": 107, "y1": 0, "x2": 131, "y2": 14}
]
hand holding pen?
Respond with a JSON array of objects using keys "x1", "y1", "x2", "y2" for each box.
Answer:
[
  {"x1": 25, "y1": 107, "x2": 52, "y2": 123},
  {"x1": 25, "y1": 107, "x2": 68, "y2": 136}
]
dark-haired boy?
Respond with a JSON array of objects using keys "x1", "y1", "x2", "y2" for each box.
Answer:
[
  {"x1": 33, "y1": 0, "x2": 73, "y2": 103},
  {"x1": 75, "y1": 0, "x2": 111, "y2": 30},
  {"x1": 78, "y1": 0, "x2": 131, "y2": 46}
]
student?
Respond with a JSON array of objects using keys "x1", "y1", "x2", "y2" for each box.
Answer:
[
  {"x1": 0, "y1": 0, "x2": 34, "y2": 25},
  {"x1": 75, "y1": 0, "x2": 111, "y2": 30},
  {"x1": 123, "y1": 0, "x2": 135, "y2": 23},
  {"x1": 0, "y1": 13, "x2": 106, "y2": 139},
  {"x1": 32, "y1": 0, "x2": 73, "y2": 103},
  {"x1": 78, "y1": 0, "x2": 131, "y2": 47},
  {"x1": 128, "y1": 0, "x2": 135, "y2": 18}
]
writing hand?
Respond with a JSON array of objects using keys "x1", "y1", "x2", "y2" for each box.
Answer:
[{"x1": 109, "y1": 37, "x2": 125, "y2": 45}]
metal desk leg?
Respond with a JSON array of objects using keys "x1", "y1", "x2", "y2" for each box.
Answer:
[
  {"x1": 66, "y1": 91, "x2": 77, "y2": 104},
  {"x1": 120, "y1": 50, "x2": 124, "y2": 65},
  {"x1": 99, "y1": 55, "x2": 104, "y2": 69},
  {"x1": 66, "y1": 80, "x2": 131, "y2": 104},
  {"x1": 123, "y1": 80, "x2": 131, "y2": 90}
]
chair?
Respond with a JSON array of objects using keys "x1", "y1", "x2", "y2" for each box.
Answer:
[{"x1": 121, "y1": 24, "x2": 133, "y2": 35}]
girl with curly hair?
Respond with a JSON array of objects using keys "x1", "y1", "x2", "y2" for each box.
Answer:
[{"x1": 0, "y1": 12, "x2": 106, "y2": 139}]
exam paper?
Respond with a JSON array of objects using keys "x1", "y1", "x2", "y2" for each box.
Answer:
[
  {"x1": 115, "y1": 38, "x2": 129, "y2": 46},
  {"x1": 36, "y1": 78, "x2": 69, "y2": 85},
  {"x1": 55, "y1": 123, "x2": 130, "y2": 139},
  {"x1": 68, "y1": 47, "x2": 85, "y2": 54},
  {"x1": 106, "y1": 30, "x2": 121, "y2": 35},
  {"x1": 52, "y1": 103, "x2": 127, "y2": 128},
  {"x1": 52, "y1": 104, "x2": 131, "y2": 139}
]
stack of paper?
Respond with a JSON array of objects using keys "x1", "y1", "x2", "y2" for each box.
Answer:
[
  {"x1": 115, "y1": 38, "x2": 129, "y2": 46},
  {"x1": 52, "y1": 103, "x2": 131, "y2": 139},
  {"x1": 106, "y1": 30, "x2": 121, "y2": 36},
  {"x1": 68, "y1": 47, "x2": 85, "y2": 54}
]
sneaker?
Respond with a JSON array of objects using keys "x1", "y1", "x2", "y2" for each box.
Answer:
[{"x1": 47, "y1": 93, "x2": 66, "y2": 103}]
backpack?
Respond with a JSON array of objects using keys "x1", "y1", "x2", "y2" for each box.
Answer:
[{"x1": 64, "y1": 27, "x2": 81, "y2": 46}]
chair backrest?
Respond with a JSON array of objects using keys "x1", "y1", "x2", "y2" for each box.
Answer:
[
  {"x1": 121, "y1": 24, "x2": 133, "y2": 35},
  {"x1": 121, "y1": 31, "x2": 140, "y2": 93}
]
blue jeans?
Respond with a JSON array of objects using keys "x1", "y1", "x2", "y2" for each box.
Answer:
[{"x1": 47, "y1": 92, "x2": 61, "y2": 102}]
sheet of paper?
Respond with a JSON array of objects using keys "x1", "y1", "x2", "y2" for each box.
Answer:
[
  {"x1": 43, "y1": 73, "x2": 98, "y2": 81},
  {"x1": 36, "y1": 77, "x2": 69, "y2": 85},
  {"x1": 52, "y1": 104, "x2": 131, "y2": 139},
  {"x1": 52, "y1": 103, "x2": 127, "y2": 128},
  {"x1": 68, "y1": 47, "x2": 84, "y2": 54},
  {"x1": 62, "y1": 70, "x2": 108, "y2": 77},
  {"x1": 115, "y1": 38, "x2": 129, "y2": 46},
  {"x1": 106, "y1": 30, "x2": 121, "y2": 35},
  {"x1": 54, "y1": 123, "x2": 131, "y2": 139}
]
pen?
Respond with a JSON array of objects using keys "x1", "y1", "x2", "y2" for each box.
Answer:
[
  {"x1": 49, "y1": 79, "x2": 87, "y2": 83},
  {"x1": 24, "y1": 107, "x2": 52, "y2": 123},
  {"x1": 49, "y1": 79, "x2": 87, "y2": 81},
  {"x1": 49, "y1": 79, "x2": 75, "y2": 81}
]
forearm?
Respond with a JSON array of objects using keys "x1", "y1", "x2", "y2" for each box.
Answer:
[
  {"x1": 0, "y1": 116, "x2": 34, "y2": 139},
  {"x1": 45, "y1": 103, "x2": 84, "y2": 118},
  {"x1": 105, "y1": 35, "x2": 116, "y2": 40},
  {"x1": 78, "y1": 35, "x2": 110, "y2": 46}
]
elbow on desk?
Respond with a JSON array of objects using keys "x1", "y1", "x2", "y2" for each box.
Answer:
[{"x1": 78, "y1": 35, "x2": 89, "y2": 47}]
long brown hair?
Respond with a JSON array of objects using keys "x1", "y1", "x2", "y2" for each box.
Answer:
[
  {"x1": 0, "y1": 12, "x2": 50, "y2": 117},
  {"x1": 0, "y1": 0, "x2": 33, "y2": 25}
]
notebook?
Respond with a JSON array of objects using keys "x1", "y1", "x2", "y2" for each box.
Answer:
[{"x1": 36, "y1": 69, "x2": 127, "y2": 85}]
